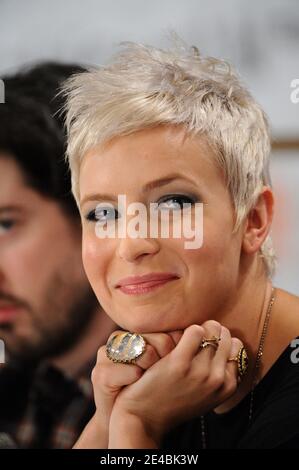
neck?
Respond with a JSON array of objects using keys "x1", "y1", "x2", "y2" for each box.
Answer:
[
  {"x1": 213, "y1": 258, "x2": 273, "y2": 414},
  {"x1": 49, "y1": 307, "x2": 116, "y2": 378},
  {"x1": 220, "y1": 272, "x2": 271, "y2": 364}
]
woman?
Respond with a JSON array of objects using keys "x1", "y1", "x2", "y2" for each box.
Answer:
[{"x1": 62, "y1": 41, "x2": 299, "y2": 448}]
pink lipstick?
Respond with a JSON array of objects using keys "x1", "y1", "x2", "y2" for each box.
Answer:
[
  {"x1": 0, "y1": 304, "x2": 21, "y2": 323},
  {"x1": 115, "y1": 272, "x2": 179, "y2": 295}
]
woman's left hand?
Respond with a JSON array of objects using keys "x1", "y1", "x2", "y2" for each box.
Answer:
[{"x1": 108, "y1": 321, "x2": 243, "y2": 448}]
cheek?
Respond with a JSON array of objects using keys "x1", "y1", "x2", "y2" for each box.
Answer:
[
  {"x1": 182, "y1": 215, "x2": 239, "y2": 280},
  {"x1": 1, "y1": 234, "x2": 56, "y2": 305},
  {"x1": 82, "y1": 236, "x2": 98, "y2": 283},
  {"x1": 1, "y1": 243, "x2": 32, "y2": 291},
  {"x1": 4, "y1": 235, "x2": 49, "y2": 282},
  {"x1": 82, "y1": 235, "x2": 111, "y2": 294}
]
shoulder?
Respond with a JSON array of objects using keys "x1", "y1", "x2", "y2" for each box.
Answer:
[
  {"x1": 274, "y1": 287, "x2": 299, "y2": 334},
  {"x1": 245, "y1": 286, "x2": 299, "y2": 449},
  {"x1": 239, "y1": 333, "x2": 299, "y2": 448}
]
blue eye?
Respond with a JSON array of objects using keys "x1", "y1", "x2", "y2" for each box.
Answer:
[
  {"x1": 0, "y1": 219, "x2": 15, "y2": 233},
  {"x1": 86, "y1": 207, "x2": 120, "y2": 224},
  {"x1": 158, "y1": 195, "x2": 195, "y2": 211}
]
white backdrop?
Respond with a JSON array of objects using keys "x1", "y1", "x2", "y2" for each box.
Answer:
[{"x1": 1, "y1": 0, "x2": 298, "y2": 137}]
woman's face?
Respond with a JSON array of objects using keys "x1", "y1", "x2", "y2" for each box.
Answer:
[{"x1": 79, "y1": 125, "x2": 244, "y2": 333}]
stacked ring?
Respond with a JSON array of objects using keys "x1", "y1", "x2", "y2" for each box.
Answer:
[{"x1": 201, "y1": 335, "x2": 221, "y2": 350}]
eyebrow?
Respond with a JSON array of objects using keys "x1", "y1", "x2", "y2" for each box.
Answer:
[
  {"x1": 0, "y1": 205, "x2": 23, "y2": 214},
  {"x1": 80, "y1": 174, "x2": 198, "y2": 206}
]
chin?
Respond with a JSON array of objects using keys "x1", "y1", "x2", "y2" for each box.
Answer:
[
  {"x1": 110, "y1": 301, "x2": 190, "y2": 333},
  {"x1": 117, "y1": 316, "x2": 184, "y2": 335},
  {"x1": 116, "y1": 321, "x2": 157, "y2": 334}
]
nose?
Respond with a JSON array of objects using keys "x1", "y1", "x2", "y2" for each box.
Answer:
[{"x1": 116, "y1": 236, "x2": 160, "y2": 263}]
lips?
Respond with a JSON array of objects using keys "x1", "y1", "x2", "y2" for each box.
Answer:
[
  {"x1": 0, "y1": 303, "x2": 18, "y2": 310},
  {"x1": 0, "y1": 304, "x2": 21, "y2": 323},
  {"x1": 115, "y1": 272, "x2": 180, "y2": 295},
  {"x1": 116, "y1": 272, "x2": 179, "y2": 287}
]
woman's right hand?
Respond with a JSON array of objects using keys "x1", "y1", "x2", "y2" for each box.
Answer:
[{"x1": 73, "y1": 329, "x2": 183, "y2": 448}]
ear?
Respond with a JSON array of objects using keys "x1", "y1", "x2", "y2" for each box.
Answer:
[{"x1": 242, "y1": 186, "x2": 274, "y2": 255}]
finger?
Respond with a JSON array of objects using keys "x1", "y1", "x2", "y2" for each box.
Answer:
[
  {"x1": 91, "y1": 360, "x2": 143, "y2": 392},
  {"x1": 226, "y1": 337, "x2": 245, "y2": 382},
  {"x1": 167, "y1": 330, "x2": 184, "y2": 345},
  {"x1": 210, "y1": 325, "x2": 232, "y2": 369},
  {"x1": 197, "y1": 320, "x2": 222, "y2": 360},
  {"x1": 138, "y1": 332, "x2": 185, "y2": 367},
  {"x1": 136, "y1": 332, "x2": 177, "y2": 359},
  {"x1": 134, "y1": 344, "x2": 160, "y2": 370},
  {"x1": 172, "y1": 324, "x2": 205, "y2": 362}
]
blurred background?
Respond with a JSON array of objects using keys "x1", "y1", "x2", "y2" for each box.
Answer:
[{"x1": 0, "y1": 0, "x2": 298, "y2": 294}]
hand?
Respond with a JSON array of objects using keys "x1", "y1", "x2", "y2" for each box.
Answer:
[
  {"x1": 73, "y1": 329, "x2": 183, "y2": 448},
  {"x1": 109, "y1": 321, "x2": 243, "y2": 448}
]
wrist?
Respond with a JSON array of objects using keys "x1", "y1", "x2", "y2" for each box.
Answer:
[
  {"x1": 109, "y1": 409, "x2": 160, "y2": 449},
  {"x1": 73, "y1": 412, "x2": 108, "y2": 449}
]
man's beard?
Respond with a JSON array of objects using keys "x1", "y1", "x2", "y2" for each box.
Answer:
[{"x1": 0, "y1": 274, "x2": 100, "y2": 365}]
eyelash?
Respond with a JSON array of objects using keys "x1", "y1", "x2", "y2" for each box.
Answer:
[
  {"x1": 158, "y1": 194, "x2": 197, "y2": 210},
  {"x1": 0, "y1": 219, "x2": 15, "y2": 234},
  {"x1": 85, "y1": 194, "x2": 198, "y2": 223}
]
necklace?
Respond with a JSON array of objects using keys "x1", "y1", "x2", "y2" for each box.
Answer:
[{"x1": 200, "y1": 286, "x2": 276, "y2": 449}]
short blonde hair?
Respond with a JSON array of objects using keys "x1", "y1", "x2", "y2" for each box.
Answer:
[{"x1": 62, "y1": 40, "x2": 276, "y2": 277}]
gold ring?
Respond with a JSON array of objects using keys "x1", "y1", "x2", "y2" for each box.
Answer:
[
  {"x1": 201, "y1": 341, "x2": 218, "y2": 350},
  {"x1": 201, "y1": 335, "x2": 221, "y2": 350},
  {"x1": 106, "y1": 332, "x2": 146, "y2": 364},
  {"x1": 228, "y1": 346, "x2": 249, "y2": 379}
]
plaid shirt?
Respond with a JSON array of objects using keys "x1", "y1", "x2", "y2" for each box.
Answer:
[{"x1": 0, "y1": 359, "x2": 95, "y2": 448}]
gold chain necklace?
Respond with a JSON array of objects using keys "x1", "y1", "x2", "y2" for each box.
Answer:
[{"x1": 200, "y1": 286, "x2": 276, "y2": 449}]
